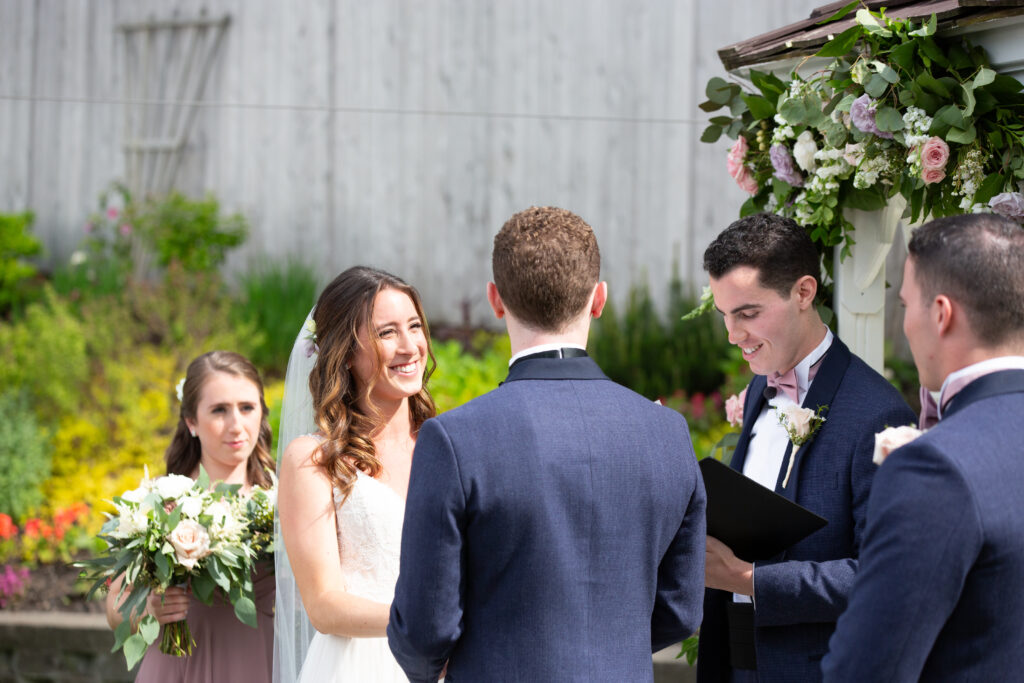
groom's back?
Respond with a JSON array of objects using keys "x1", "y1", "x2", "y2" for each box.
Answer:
[{"x1": 429, "y1": 363, "x2": 704, "y2": 681}]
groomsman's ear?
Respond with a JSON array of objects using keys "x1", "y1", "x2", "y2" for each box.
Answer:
[
  {"x1": 590, "y1": 281, "x2": 608, "y2": 319},
  {"x1": 486, "y1": 282, "x2": 505, "y2": 320},
  {"x1": 933, "y1": 293, "x2": 955, "y2": 338}
]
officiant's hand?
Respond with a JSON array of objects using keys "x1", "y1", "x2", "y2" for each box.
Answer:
[{"x1": 705, "y1": 536, "x2": 754, "y2": 596}]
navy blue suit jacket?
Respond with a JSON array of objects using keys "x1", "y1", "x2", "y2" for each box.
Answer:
[
  {"x1": 823, "y1": 370, "x2": 1024, "y2": 682},
  {"x1": 387, "y1": 355, "x2": 706, "y2": 682},
  {"x1": 697, "y1": 337, "x2": 915, "y2": 683}
]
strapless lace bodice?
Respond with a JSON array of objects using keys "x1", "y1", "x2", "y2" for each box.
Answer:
[{"x1": 332, "y1": 471, "x2": 405, "y2": 604}]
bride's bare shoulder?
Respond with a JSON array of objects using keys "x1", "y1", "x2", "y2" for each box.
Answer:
[{"x1": 282, "y1": 434, "x2": 327, "y2": 468}]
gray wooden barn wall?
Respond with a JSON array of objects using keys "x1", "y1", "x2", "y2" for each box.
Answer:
[{"x1": 0, "y1": 0, "x2": 821, "y2": 325}]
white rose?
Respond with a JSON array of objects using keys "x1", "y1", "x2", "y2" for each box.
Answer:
[
  {"x1": 120, "y1": 486, "x2": 149, "y2": 504},
  {"x1": 793, "y1": 130, "x2": 818, "y2": 172},
  {"x1": 779, "y1": 405, "x2": 816, "y2": 439},
  {"x1": 109, "y1": 507, "x2": 149, "y2": 539},
  {"x1": 178, "y1": 494, "x2": 205, "y2": 519},
  {"x1": 153, "y1": 474, "x2": 196, "y2": 501},
  {"x1": 872, "y1": 426, "x2": 923, "y2": 465},
  {"x1": 167, "y1": 519, "x2": 211, "y2": 570}
]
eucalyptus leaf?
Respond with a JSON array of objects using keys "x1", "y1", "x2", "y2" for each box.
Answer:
[
  {"x1": 822, "y1": 120, "x2": 849, "y2": 148},
  {"x1": 123, "y1": 634, "x2": 149, "y2": 670},
  {"x1": 917, "y1": 72, "x2": 951, "y2": 98},
  {"x1": 192, "y1": 571, "x2": 215, "y2": 604},
  {"x1": 699, "y1": 99, "x2": 724, "y2": 113},
  {"x1": 961, "y1": 85, "x2": 976, "y2": 118},
  {"x1": 197, "y1": 464, "x2": 211, "y2": 491},
  {"x1": 154, "y1": 549, "x2": 170, "y2": 584},
  {"x1": 937, "y1": 105, "x2": 966, "y2": 130},
  {"x1": 208, "y1": 556, "x2": 231, "y2": 592},
  {"x1": 920, "y1": 37, "x2": 949, "y2": 68},
  {"x1": 701, "y1": 125, "x2": 723, "y2": 143},
  {"x1": 779, "y1": 98, "x2": 807, "y2": 125},
  {"x1": 864, "y1": 73, "x2": 889, "y2": 98},
  {"x1": 138, "y1": 615, "x2": 160, "y2": 645},
  {"x1": 889, "y1": 41, "x2": 916, "y2": 72},
  {"x1": 233, "y1": 596, "x2": 258, "y2": 629},
  {"x1": 706, "y1": 77, "x2": 732, "y2": 105},
  {"x1": 946, "y1": 124, "x2": 976, "y2": 145},
  {"x1": 726, "y1": 120, "x2": 743, "y2": 139},
  {"x1": 874, "y1": 106, "x2": 904, "y2": 132},
  {"x1": 749, "y1": 70, "x2": 786, "y2": 98},
  {"x1": 709, "y1": 116, "x2": 734, "y2": 126},
  {"x1": 845, "y1": 186, "x2": 888, "y2": 211},
  {"x1": 879, "y1": 65, "x2": 900, "y2": 85},
  {"x1": 113, "y1": 617, "x2": 133, "y2": 651}
]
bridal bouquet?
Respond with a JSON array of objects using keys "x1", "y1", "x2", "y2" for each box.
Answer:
[{"x1": 79, "y1": 468, "x2": 276, "y2": 669}]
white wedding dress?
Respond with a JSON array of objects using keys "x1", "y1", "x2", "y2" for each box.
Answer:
[{"x1": 296, "y1": 469, "x2": 409, "y2": 682}]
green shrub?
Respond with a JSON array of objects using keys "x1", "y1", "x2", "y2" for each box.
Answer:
[
  {"x1": 0, "y1": 211, "x2": 43, "y2": 317},
  {"x1": 428, "y1": 333, "x2": 510, "y2": 413},
  {"x1": 137, "y1": 192, "x2": 247, "y2": 272},
  {"x1": 590, "y1": 275, "x2": 732, "y2": 399},
  {"x1": 232, "y1": 259, "x2": 319, "y2": 377},
  {"x1": 0, "y1": 392, "x2": 51, "y2": 519},
  {"x1": 0, "y1": 287, "x2": 89, "y2": 417}
]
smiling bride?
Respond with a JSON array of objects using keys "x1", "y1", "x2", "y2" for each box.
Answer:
[{"x1": 275, "y1": 266, "x2": 438, "y2": 682}]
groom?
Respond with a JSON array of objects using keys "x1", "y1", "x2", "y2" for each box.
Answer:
[
  {"x1": 823, "y1": 214, "x2": 1024, "y2": 681},
  {"x1": 388, "y1": 206, "x2": 707, "y2": 682}
]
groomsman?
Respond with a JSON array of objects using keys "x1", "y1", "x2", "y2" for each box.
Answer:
[
  {"x1": 697, "y1": 213, "x2": 914, "y2": 683},
  {"x1": 823, "y1": 214, "x2": 1024, "y2": 681}
]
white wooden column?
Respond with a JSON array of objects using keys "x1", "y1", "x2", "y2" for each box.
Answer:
[{"x1": 834, "y1": 196, "x2": 906, "y2": 373}]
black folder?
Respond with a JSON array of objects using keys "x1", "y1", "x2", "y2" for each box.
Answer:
[{"x1": 699, "y1": 458, "x2": 828, "y2": 562}]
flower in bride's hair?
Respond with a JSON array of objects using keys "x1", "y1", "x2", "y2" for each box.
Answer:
[
  {"x1": 872, "y1": 425, "x2": 923, "y2": 465},
  {"x1": 175, "y1": 377, "x2": 186, "y2": 401},
  {"x1": 303, "y1": 318, "x2": 319, "y2": 358}
]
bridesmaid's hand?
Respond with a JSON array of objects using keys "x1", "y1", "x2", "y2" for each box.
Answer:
[{"x1": 146, "y1": 586, "x2": 190, "y2": 624}]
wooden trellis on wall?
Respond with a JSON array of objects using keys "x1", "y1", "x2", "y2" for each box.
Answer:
[{"x1": 118, "y1": 12, "x2": 230, "y2": 199}]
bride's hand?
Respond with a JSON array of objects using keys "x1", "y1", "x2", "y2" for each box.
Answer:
[{"x1": 146, "y1": 586, "x2": 190, "y2": 624}]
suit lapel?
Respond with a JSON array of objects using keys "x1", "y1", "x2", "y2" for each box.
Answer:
[
  {"x1": 730, "y1": 375, "x2": 768, "y2": 473},
  {"x1": 774, "y1": 338, "x2": 851, "y2": 501},
  {"x1": 942, "y1": 369, "x2": 1024, "y2": 419}
]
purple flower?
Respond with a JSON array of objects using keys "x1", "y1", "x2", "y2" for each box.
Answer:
[
  {"x1": 989, "y1": 192, "x2": 1024, "y2": 220},
  {"x1": 770, "y1": 144, "x2": 804, "y2": 187},
  {"x1": 850, "y1": 94, "x2": 894, "y2": 140}
]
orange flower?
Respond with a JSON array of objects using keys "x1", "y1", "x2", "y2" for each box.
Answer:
[
  {"x1": 23, "y1": 519, "x2": 41, "y2": 539},
  {"x1": 0, "y1": 514, "x2": 16, "y2": 540}
]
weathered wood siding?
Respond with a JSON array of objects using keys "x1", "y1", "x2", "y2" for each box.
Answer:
[{"x1": 1, "y1": 0, "x2": 822, "y2": 324}]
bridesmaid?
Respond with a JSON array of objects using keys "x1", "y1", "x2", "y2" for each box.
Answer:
[{"x1": 105, "y1": 351, "x2": 276, "y2": 682}]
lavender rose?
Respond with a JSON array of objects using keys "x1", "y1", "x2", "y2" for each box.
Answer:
[
  {"x1": 850, "y1": 94, "x2": 894, "y2": 140},
  {"x1": 770, "y1": 144, "x2": 804, "y2": 187},
  {"x1": 989, "y1": 192, "x2": 1024, "y2": 220}
]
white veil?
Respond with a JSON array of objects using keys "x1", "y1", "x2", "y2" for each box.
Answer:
[{"x1": 272, "y1": 308, "x2": 318, "y2": 683}]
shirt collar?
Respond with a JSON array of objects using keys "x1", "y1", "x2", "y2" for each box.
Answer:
[
  {"x1": 937, "y1": 356, "x2": 1024, "y2": 418},
  {"x1": 508, "y1": 342, "x2": 587, "y2": 368},
  {"x1": 792, "y1": 327, "x2": 833, "y2": 405}
]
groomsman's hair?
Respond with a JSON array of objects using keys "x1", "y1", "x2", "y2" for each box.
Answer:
[
  {"x1": 908, "y1": 213, "x2": 1024, "y2": 344},
  {"x1": 703, "y1": 213, "x2": 821, "y2": 297},
  {"x1": 492, "y1": 206, "x2": 601, "y2": 331}
]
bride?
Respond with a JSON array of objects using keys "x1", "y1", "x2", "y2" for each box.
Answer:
[{"x1": 273, "y1": 266, "x2": 437, "y2": 682}]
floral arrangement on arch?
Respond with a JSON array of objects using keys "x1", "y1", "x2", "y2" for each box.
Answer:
[{"x1": 702, "y1": 4, "x2": 1024, "y2": 259}]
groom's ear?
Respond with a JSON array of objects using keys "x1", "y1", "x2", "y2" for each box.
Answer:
[
  {"x1": 486, "y1": 282, "x2": 505, "y2": 320},
  {"x1": 589, "y1": 281, "x2": 608, "y2": 319}
]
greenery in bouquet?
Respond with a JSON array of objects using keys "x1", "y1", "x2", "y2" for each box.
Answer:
[
  {"x1": 702, "y1": 4, "x2": 1024, "y2": 274},
  {"x1": 80, "y1": 467, "x2": 276, "y2": 669}
]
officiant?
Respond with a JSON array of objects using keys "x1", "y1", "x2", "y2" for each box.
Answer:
[{"x1": 696, "y1": 213, "x2": 914, "y2": 683}]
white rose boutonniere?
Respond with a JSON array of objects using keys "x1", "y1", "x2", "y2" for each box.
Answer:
[
  {"x1": 872, "y1": 425, "x2": 924, "y2": 465},
  {"x1": 777, "y1": 404, "x2": 828, "y2": 487}
]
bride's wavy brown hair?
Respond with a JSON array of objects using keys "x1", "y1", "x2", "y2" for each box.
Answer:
[
  {"x1": 309, "y1": 266, "x2": 437, "y2": 500},
  {"x1": 165, "y1": 351, "x2": 275, "y2": 487}
]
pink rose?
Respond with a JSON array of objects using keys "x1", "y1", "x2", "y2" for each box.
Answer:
[
  {"x1": 725, "y1": 387, "x2": 747, "y2": 427},
  {"x1": 167, "y1": 519, "x2": 211, "y2": 570},
  {"x1": 733, "y1": 165, "x2": 760, "y2": 195},
  {"x1": 872, "y1": 425, "x2": 923, "y2": 465},
  {"x1": 106, "y1": 207, "x2": 119, "y2": 220},
  {"x1": 119, "y1": 223, "x2": 133, "y2": 236},
  {"x1": 922, "y1": 167, "x2": 946, "y2": 185},
  {"x1": 919, "y1": 137, "x2": 950, "y2": 171},
  {"x1": 726, "y1": 137, "x2": 748, "y2": 178}
]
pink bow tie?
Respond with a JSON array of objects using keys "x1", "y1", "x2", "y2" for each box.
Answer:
[{"x1": 767, "y1": 368, "x2": 799, "y2": 403}]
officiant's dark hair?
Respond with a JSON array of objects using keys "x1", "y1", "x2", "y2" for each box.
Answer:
[
  {"x1": 166, "y1": 351, "x2": 275, "y2": 488},
  {"x1": 492, "y1": 206, "x2": 601, "y2": 331},
  {"x1": 703, "y1": 213, "x2": 821, "y2": 297},
  {"x1": 908, "y1": 213, "x2": 1024, "y2": 344},
  {"x1": 309, "y1": 266, "x2": 437, "y2": 501}
]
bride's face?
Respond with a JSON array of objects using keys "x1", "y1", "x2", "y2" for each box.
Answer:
[
  {"x1": 349, "y1": 288, "x2": 428, "y2": 407},
  {"x1": 186, "y1": 371, "x2": 263, "y2": 483}
]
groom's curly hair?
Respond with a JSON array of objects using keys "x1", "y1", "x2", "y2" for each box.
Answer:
[
  {"x1": 492, "y1": 206, "x2": 601, "y2": 331},
  {"x1": 309, "y1": 266, "x2": 437, "y2": 501}
]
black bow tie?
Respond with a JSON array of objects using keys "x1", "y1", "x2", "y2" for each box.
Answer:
[{"x1": 510, "y1": 347, "x2": 588, "y2": 368}]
